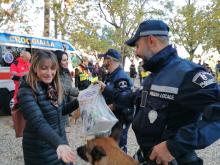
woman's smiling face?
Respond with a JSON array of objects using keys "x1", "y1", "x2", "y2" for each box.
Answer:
[{"x1": 36, "y1": 59, "x2": 57, "y2": 84}]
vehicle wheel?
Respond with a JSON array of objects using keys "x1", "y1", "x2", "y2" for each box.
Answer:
[{"x1": 6, "y1": 91, "x2": 14, "y2": 115}]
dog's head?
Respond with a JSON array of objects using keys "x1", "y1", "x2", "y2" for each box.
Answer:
[
  {"x1": 77, "y1": 122, "x2": 122, "y2": 164},
  {"x1": 77, "y1": 138, "x2": 107, "y2": 164}
]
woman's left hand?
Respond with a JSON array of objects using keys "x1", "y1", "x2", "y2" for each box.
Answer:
[{"x1": 56, "y1": 145, "x2": 76, "y2": 163}]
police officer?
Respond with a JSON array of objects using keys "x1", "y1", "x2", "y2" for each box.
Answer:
[
  {"x1": 99, "y1": 20, "x2": 220, "y2": 165},
  {"x1": 76, "y1": 56, "x2": 91, "y2": 90},
  {"x1": 101, "y1": 49, "x2": 134, "y2": 153}
]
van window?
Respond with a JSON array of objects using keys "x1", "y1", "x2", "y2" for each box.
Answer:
[{"x1": 0, "y1": 46, "x2": 25, "y2": 66}]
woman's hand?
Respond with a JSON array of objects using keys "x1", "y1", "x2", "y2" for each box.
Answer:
[{"x1": 56, "y1": 145, "x2": 76, "y2": 163}]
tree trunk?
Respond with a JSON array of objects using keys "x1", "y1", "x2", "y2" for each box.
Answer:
[{"x1": 44, "y1": 0, "x2": 50, "y2": 37}]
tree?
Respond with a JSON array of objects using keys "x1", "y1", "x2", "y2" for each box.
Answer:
[
  {"x1": 44, "y1": 0, "x2": 51, "y2": 37},
  {"x1": 0, "y1": 0, "x2": 20, "y2": 26},
  {"x1": 98, "y1": 0, "x2": 175, "y2": 64},
  {"x1": 203, "y1": 0, "x2": 220, "y2": 54},
  {"x1": 0, "y1": 0, "x2": 36, "y2": 33},
  {"x1": 51, "y1": 0, "x2": 75, "y2": 39},
  {"x1": 170, "y1": 2, "x2": 207, "y2": 61}
]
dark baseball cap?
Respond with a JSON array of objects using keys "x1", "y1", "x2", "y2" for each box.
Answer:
[
  {"x1": 99, "y1": 49, "x2": 121, "y2": 61},
  {"x1": 125, "y1": 19, "x2": 169, "y2": 47}
]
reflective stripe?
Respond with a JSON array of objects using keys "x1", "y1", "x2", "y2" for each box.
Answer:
[
  {"x1": 141, "y1": 71, "x2": 149, "y2": 78},
  {"x1": 151, "y1": 84, "x2": 178, "y2": 94},
  {"x1": 79, "y1": 73, "x2": 88, "y2": 81},
  {"x1": 217, "y1": 73, "x2": 220, "y2": 82},
  {"x1": 140, "y1": 30, "x2": 168, "y2": 36},
  {"x1": 90, "y1": 76, "x2": 98, "y2": 83}
]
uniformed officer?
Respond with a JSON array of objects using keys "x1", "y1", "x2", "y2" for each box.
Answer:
[
  {"x1": 99, "y1": 20, "x2": 220, "y2": 165},
  {"x1": 100, "y1": 49, "x2": 134, "y2": 153},
  {"x1": 76, "y1": 56, "x2": 91, "y2": 90}
]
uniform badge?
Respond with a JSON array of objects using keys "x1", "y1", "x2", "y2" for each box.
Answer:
[
  {"x1": 192, "y1": 71, "x2": 216, "y2": 88},
  {"x1": 148, "y1": 110, "x2": 158, "y2": 124},
  {"x1": 118, "y1": 80, "x2": 128, "y2": 88}
]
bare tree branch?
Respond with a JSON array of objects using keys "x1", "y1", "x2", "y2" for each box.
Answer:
[{"x1": 98, "y1": 2, "x2": 120, "y2": 28}]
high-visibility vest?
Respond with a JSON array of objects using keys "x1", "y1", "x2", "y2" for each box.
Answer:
[
  {"x1": 141, "y1": 71, "x2": 149, "y2": 78},
  {"x1": 79, "y1": 72, "x2": 89, "y2": 81},
  {"x1": 78, "y1": 65, "x2": 90, "y2": 82},
  {"x1": 217, "y1": 72, "x2": 220, "y2": 82}
]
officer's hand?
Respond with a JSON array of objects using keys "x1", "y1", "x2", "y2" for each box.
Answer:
[
  {"x1": 108, "y1": 104, "x2": 115, "y2": 111},
  {"x1": 98, "y1": 81, "x2": 106, "y2": 92},
  {"x1": 149, "y1": 141, "x2": 174, "y2": 165}
]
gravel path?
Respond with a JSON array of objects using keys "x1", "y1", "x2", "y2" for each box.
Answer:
[{"x1": 0, "y1": 116, "x2": 220, "y2": 165}]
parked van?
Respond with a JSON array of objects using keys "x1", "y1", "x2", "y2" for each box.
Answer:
[{"x1": 0, "y1": 32, "x2": 78, "y2": 114}]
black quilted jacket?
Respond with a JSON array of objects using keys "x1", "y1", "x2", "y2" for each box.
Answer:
[{"x1": 17, "y1": 80, "x2": 79, "y2": 165}]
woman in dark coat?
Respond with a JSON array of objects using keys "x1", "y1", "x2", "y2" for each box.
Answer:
[
  {"x1": 54, "y1": 50, "x2": 79, "y2": 126},
  {"x1": 17, "y1": 50, "x2": 78, "y2": 165},
  {"x1": 54, "y1": 50, "x2": 79, "y2": 99}
]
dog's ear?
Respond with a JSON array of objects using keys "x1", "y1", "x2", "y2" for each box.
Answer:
[
  {"x1": 110, "y1": 122, "x2": 123, "y2": 142},
  {"x1": 91, "y1": 146, "x2": 106, "y2": 161},
  {"x1": 77, "y1": 146, "x2": 89, "y2": 161}
]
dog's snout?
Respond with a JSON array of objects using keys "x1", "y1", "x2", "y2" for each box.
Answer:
[{"x1": 77, "y1": 146, "x2": 89, "y2": 161}]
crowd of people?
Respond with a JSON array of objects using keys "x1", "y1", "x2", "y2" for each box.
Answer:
[{"x1": 9, "y1": 19, "x2": 220, "y2": 165}]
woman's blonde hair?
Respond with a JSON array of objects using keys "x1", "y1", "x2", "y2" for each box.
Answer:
[{"x1": 26, "y1": 50, "x2": 63, "y2": 104}]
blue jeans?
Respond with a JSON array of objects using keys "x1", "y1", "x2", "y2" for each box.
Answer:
[{"x1": 119, "y1": 123, "x2": 131, "y2": 153}]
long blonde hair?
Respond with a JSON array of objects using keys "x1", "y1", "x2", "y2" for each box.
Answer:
[{"x1": 26, "y1": 50, "x2": 63, "y2": 104}]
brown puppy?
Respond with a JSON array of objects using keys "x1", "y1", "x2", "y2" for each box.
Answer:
[{"x1": 77, "y1": 123, "x2": 139, "y2": 165}]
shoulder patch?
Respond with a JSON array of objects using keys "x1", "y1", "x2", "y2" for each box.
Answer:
[
  {"x1": 192, "y1": 71, "x2": 216, "y2": 88},
  {"x1": 118, "y1": 80, "x2": 128, "y2": 88}
]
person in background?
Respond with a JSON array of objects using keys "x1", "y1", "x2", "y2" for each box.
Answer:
[
  {"x1": 215, "y1": 60, "x2": 220, "y2": 82},
  {"x1": 54, "y1": 50, "x2": 79, "y2": 126},
  {"x1": 101, "y1": 48, "x2": 135, "y2": 153},
  {"x1": 129, "y1": 60, "x2": 137, "y2": 83},
  {"x1": 10, "y1": 50, "x2": 31, "y2": 105},
  {"x1": 17, "y1": 50, "x2": 79, "y2": 165},
  {"x1": 138, "y1": 61, "x2": 150, "y2": 86},
  {"x1": 92, "y1": 62, "x2": 100, "y2": 77},
  {"x1": 99, "y1": 19, "x2": 220, "y2": 165},
  {"x1": 138, "y1": 61, "x2": 143, "y2": 85},
  {"x1": 197, "y1": 59, "x2": 202, "y2": 66},
  {"x1": 74, "y1": 67, "x2": 80, "y2": 88},
  {"x1": 76, "y1": 56, "x2": 91, "y2": 90},
  {"x1": 99, "y1": 64, "x2": 108, "y2": 82},
  {"x1": 87, "y1": 60, "x2": 94, "y2": 73}
]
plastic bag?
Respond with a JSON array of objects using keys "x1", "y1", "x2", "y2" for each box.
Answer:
[{"x1": 78, "y1": 84, "x2": 118, "y2": 136}]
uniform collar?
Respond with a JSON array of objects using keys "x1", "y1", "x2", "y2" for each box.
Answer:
[
  {"x1": 142, "y1": 45, "x2": 177, "y2": 72},
  {"x1": 109, "y1": 66, "x2": 121, "y2": 76},
  {"x1": 106, "y1": 66, "x2": 121, "y2": 81}
]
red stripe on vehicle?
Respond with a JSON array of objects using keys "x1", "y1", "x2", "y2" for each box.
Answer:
[{"x1": 0, "y1": 73, "x2": 11, "y2": 79}]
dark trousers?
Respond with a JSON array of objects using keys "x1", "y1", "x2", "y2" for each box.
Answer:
[{"x1": 119, "y1": 122, "x2": 131, "y2": 153}]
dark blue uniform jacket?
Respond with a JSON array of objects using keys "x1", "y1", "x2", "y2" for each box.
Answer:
[
  {"x1": 104, "y1": 45, "x2": 220, "y2": 159},
  {"x1": 103, "y1": 66, "x2": 134, "y2": 124}
]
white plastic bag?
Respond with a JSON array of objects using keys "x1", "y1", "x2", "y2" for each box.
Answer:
[{"x1": 78, "y1": 84, "x2": 118, "y2": 136}]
